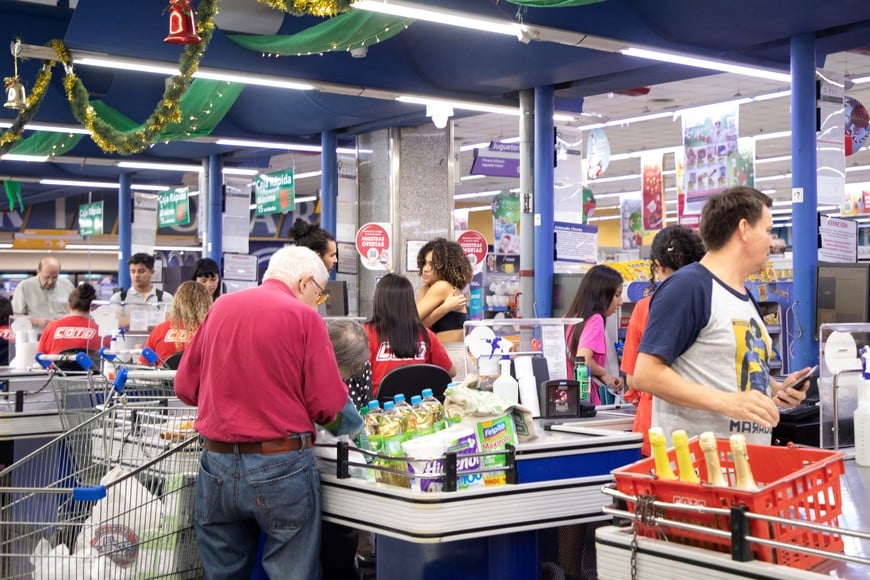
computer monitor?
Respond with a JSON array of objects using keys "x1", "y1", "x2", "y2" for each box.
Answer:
[
  {"x1": 324, "y1": 280, "x2": 349, "y2": 317},
  {"x1": 815, "y1": 262, "x2": 870, "y2": 338}
]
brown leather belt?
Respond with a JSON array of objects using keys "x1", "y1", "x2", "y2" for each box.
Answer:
[{"x1": 203, "y1": 433, "x2": 313, "y2": 455}]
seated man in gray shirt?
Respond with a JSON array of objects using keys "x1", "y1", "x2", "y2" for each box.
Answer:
[{"x1": 11, "y1": 256, "x2": 75, "y2": 330}]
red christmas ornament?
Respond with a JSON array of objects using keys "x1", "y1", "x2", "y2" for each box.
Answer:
[{"x1": 165, "y1": 0, "x2": 203, "y2": 45}]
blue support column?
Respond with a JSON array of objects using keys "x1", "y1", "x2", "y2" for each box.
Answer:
[
  {"x1": 118, "y1": 173, "x2": 132, "y2": 289},
  {"x1": 790, "y1": 34, "x2": 819, "y2": 369},
  {"x1": 207, "y1": 154, "x2": 223, "y2": 261},
  {"x1": 534, "y1": 86, "x2": 555, "y2": 317},
  {"x1": 321, "y1": 130, "x2": 338, "y2": 233}
]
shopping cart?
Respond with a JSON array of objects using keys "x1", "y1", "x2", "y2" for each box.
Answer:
[{"x1": 0, "y1": 397, "x2": 202, "y2": 579}]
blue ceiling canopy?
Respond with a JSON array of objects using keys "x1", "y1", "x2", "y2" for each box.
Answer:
[{"x1": 1, "y1": 0, "x2": 870, "y2": 208}]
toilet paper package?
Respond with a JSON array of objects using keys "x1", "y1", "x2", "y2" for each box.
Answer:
[{"x1": 403, "y1": 427, "x2": 483, "y2": 492}]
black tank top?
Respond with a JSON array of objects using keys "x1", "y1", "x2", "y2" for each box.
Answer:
[{"x1": 430, "y1": 310, "x2": 467, "y2": 333}]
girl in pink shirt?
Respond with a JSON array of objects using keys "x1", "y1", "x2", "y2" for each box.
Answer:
[{"x1": 565, "y1": 265, "x2": 624, "y2": 405}]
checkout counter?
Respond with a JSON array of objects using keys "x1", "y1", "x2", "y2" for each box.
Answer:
[
  {"x1": 0, "y1": 367, "x2": 64, "y2": 469},
  {"x1": 319, "y1": 407, "x2": 641, "y2": 580}
]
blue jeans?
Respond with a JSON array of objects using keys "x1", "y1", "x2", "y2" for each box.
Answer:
[{"x1": 193, "y1": 447, "x2": 322, "y2": 579}]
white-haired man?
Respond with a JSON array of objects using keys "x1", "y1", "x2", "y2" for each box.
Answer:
[
  {"x1": 175, "y1": 246, "x2": 348, "y2": 579},
  {"x1": 11, "y1": 256, "x2": 74, "y2": 329}
]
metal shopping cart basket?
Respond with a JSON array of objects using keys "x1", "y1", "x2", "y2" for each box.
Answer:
[
  {"x1": 37, "y1": 349, "x2": 177, "y2": 433},
  {"x1": 0, "y1": 396, "x2": 203, "y2": 579}
]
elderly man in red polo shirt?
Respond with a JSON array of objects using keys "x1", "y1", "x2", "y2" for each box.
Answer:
[{"x1": 175, "y1": 245, "x2": 348, "y2": 580}]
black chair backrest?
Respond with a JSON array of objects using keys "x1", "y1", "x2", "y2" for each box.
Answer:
[
  {"x1": 164, "y1": 352, "x2": 184, "y2": 370},
  {"x1": 56, "y1": 348, "x2": 99, "y2": 372},
  {"x1": 376, "y1": 363, "x2": 452, "y2": 405}
]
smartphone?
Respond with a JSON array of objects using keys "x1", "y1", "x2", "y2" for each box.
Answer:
[{"x1": 790, "y1": 365, "x2": 818, "y2": 392}]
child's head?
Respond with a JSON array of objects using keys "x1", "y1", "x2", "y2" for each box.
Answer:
[
  {"x1": 567, "y1": 264, "x2": 624, "y2": 320},
  {"x1": 649, "y1": 225, "x2": 706, "y2": 284}
]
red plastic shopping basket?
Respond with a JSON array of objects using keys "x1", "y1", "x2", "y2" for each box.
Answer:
[{"x1": 612, "y1": 438, "x2": 845, "y2": 570}]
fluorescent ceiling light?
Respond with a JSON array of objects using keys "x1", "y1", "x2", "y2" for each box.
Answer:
[
  {"x1": 461, "y1": 204, "x2": 492, "y2": 212},
  {"x1": 398, "y1": 95, "x2": 575, "y2": 121},
  {"x1": 753, "y1": 90, "x2": 791, "y2": 101},
  {"x1": 294, "y1": 171, "x2": 322, "y2": 180},
  {"x1": 222, "y1": 168, "x2": 260, "y2": 176},
  {"x1": 216, "y1": 138, "x2": 322, "y2": 153},
  {"x1": 620, "y1": 47, "x2": 791, "y2": 83},
  {"x1": 753, "y1": 131, "x2": 791, "y2": 141},
  {"x1": 1, "y1": 154, "x2": 48, "y2": 162},
  {"x1": 454, "y1": 190, "x2": 501, "y2": 200},
  {"x1": 352, "y1": 0, "x2": 524, "y2": 37},
  {"x1": 852, "y1": 75, "x2": 870, "y2": 85},
  {"x1": 587, "y1": 214, "x2": 620, "y2": 222},
  {"x1": 755, "y1": 173, "x2": 792, "y2": 183},
  {"x1": 75, "y1": 57, "x2": 314, "y2": 91},
  {"x1": 118, "y1": 161, "x2": 201, "y2": 172},
  {"x1": 460, "y1": 175, "x2": 486, "y2": 181},
  {"x1": 755, "y1": 155, "x2": 792, "y2": 165},
  {"x1": 460, "y1": 142, "x2": 492, "y2": 152},
  {"x1": 39, "y1": 178, "x2": 172, "y2": 191},
  {"x1": 590, "y1": 173, "x2": 639, "y2": 184}
]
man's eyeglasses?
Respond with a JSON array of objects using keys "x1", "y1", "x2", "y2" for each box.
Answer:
[{"x1": 311, "y1": 278, "x2": 330, "y2": 306}]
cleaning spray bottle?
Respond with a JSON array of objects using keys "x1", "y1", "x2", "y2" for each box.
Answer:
[{"x1": 856, "y1": 346, "x2": 870, "y2": 466}]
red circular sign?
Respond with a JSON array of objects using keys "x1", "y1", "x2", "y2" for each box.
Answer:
[
  {"x1": 457, "y1": 230, "x2": 487, "y2": 269},
  {"x1": 356, "y1": 223, "x2": 391, "y2": 270}
]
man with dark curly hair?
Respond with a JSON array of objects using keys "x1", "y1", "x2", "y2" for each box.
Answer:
[{"x1": 416, "y1": 238, "x2": 473, "y2": 377}]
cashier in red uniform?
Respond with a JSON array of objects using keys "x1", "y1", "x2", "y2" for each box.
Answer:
[
  {"x1": 36, "y1": 284, "x2": 101, "y2": 354},
  {"x1": 365, "y1": 273, "x2": 455, "y2": 396},
  {"x1": 142, "y1": 281, "x2": 212, "y2": 364}
]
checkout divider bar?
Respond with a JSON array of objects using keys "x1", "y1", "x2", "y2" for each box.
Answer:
[
  {"x1": 316, "y1": 441, "x2": 518, "y2": 491},
  {"x1": 601, "y1": 484, "x2": 870, "y2": 568}
]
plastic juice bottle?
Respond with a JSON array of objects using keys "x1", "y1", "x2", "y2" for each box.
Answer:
[
  {"x1": 574, "y1": 356, "x2": 590, "y2": 402},
  {"x1": 492, "y1": 355, "x2": 519, "y2": 405},
  {"x1": 362, "y1": 400, "x2": 383, "y2": 456},
  {"x1": 393, "y1": 394, "x2": 416, "y2": 439},
  {"x1": 377, "y1": 401, "x2": 408, "y2": 488},
  {"x1": 404, "y1": 395, "x2": 427, "y2": 439},
  {"x1": 421, "y1": 388, "x2": 446, "y2": 431}
]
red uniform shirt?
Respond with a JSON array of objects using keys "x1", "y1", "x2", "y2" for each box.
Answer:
[
  {"x1": 37, "y1": 316, "x2": 102, "y2": 354},
  {"x1": 364, "y1": 324, "x2": 453, "y2": 394},
  {"x1": 619, "y1": 295, "x2": 653, "y2": 456},
  {"x1": 143, "y1": 320, "x2": 193, "y2": 362},
  {"x1": 174, "y1": 279, "x2": 347, "y2": 442}
]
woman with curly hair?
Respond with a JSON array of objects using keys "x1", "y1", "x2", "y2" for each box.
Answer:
[
  {"x1": 290, "y1": 218, "x2": 338, "y2": 274},
  {"x1": 416, "y1": 238, "x2": 473, "y2": 377},
  {"x1": 143, "y1": 281, "x2": 212, "y2": 363}
]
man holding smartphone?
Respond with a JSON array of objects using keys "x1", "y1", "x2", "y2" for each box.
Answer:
[{"x1": 633, "y1": 187, "x2": 809, "y2": 445}]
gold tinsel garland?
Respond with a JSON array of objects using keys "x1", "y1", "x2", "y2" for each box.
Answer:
[
  {"x1": 49, "y1": 0, "x2": 218, "y2": 155},
  {"x1": 0, "y1": 61, "x2": 56, "y2": 154},
  {"x1": 256, "y1": 0, "x2": 352, "y2": 17}
]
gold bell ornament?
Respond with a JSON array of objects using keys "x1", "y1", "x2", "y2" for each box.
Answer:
[
  {"x1": 165, "y1": 0, "x2": 203, "y2": 45},
  {"x1": 4, "y1": 40, "x2": 27, "y2": 110}
]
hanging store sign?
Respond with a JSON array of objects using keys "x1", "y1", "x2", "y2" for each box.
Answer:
[
  {"x1": 78, "y1": 201, "x2": 104, "y2": 237},
  {"x1": 158, "y1": 187, "x2": 191, "y2": 227},
  {"x1": 640, "y1": 152, "x2": 663, "y2": 231},
  {"x1": 254, "y1": 168, "x2": 295, "y2": 216},
  {"x1": 470, "y1": 141, "x2": 520, "y2": 177}
]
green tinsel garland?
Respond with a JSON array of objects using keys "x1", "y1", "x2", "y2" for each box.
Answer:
[
  {"x1": 51, "y1": 0, "x2": 219, "y2": 155},
  {"x1": 256, "y1": 0, "x2": 352, "y2": 17}
]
